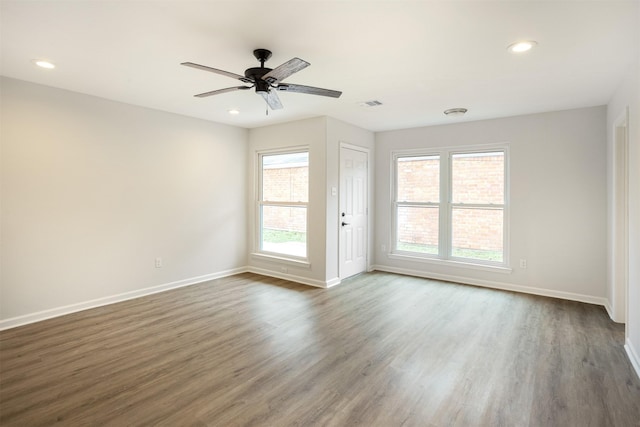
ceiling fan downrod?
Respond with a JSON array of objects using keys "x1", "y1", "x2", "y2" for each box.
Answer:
[{"x1": 253, "y1": 49, "x2": 272, "y2": 68}]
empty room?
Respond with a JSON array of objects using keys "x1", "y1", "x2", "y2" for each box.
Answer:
[{"x1": 1, "y1": 1, "x2": 639, "y2": 425}]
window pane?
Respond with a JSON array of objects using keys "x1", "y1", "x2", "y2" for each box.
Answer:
[
  {"x1": 451, "y1": 152, "x2": 504, "y2": 204},
  {"x1": 262, "y1": 152, "x2": 309, "y2": 202},
  {"x1": 261, "y1": 205, "x2": 307, "y2": 257},
  {"x1": 396, "y1": 206, "x2": 438, "y2": 254},
  {"x1": 397, "y1": 156, "x2": 439, "y2": 203},
  {"x1": 451, "y1": 207, "x2": 503, "y2": 262}
]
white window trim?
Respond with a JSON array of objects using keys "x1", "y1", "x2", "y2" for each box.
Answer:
[
  {"x1": 254, "y1": 146, "x2": 310, "y2": 263},
  {"x1": 250, "y1": 252, "x2": 312, "y2": 268},
  {"x1": 387, "y1": 252, "x2": 512, "y2": 274},
  {"x1": 390, "y1": 143, "x2": 510, "y2": 270}
]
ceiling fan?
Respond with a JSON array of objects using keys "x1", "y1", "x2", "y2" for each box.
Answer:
[{"x1": 181, "y1": 49, "x2": 342, "y2": 110}]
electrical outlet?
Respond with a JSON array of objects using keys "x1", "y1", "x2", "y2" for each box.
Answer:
[
  {"x1": 381, "y1": 244, "x2": 386, "y2": 253},
  {"x1": 281, "y1": 266, "x2": 288, "y2": 273},
  {"x1": 155, "y1": 257, "x2": 162, "y2": 268},
  {"x1": 519, "y1": 259, "x2": 527, "y2": 269}
]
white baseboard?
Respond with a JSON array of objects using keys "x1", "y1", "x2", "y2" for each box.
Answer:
[
  {"x1": 0, "y1": 267, "x2": 248, "y2": 331},
  {"x1": 603, "y1": 299, "x2": 614, "y2": 320},
  {"x1": 370, "y1": 264, "x2": 608, "y2": 307},
  {"x1": 247, "y1": 266, "x2": 338, "y2": 289},
  {"x1": 1, "y1": 265, "x2": 612, "y2": 331},
  {"x1": 625, "y1": 338, "x2": 640, "y2": 380},
  {"x1": 605, "y1": 300, "x2": 627, "y2": 324},
  {"x1": 326, "y1": 277, "x2": 342, "y2": 288}
]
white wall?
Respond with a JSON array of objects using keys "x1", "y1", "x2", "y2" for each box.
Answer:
[
  {"x1": 607, "y1": 55, "x2": 640, "y2": 374},
  {"x1": 374, "y1": 107, "x2": 608, "y2": 304},
  {"x1": 1, "y1": 77, "x2": 248, "y2": 325}
]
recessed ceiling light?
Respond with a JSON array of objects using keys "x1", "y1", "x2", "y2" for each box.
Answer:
[
  {"x1": 228, "y1": 109, "x2": 240, "y2": 115},
  {"x1": 507, "y1": 40, "x2": 537, "y2": 53},
  {"x1": 444, "y1": 108, "x2": 467, "y2": 117},
  {"x1": 33, "y1": 59, "x2": 55, "y2": 69}
]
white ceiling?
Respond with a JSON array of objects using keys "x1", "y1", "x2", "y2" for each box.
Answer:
[{"x1": 1, "y1": 1, "x2": 638, "y2": 132}]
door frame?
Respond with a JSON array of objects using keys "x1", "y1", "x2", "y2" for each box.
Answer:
[
  {"x1": 612, "y1": 107, "x2": 629, "y2": 328},
  {"x1": 339, "y1": 142, "x2": 370, "y2": 280}
]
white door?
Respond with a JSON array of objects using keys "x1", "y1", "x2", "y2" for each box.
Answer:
[{"x1": 339, "y1": 146, "x2": 368, "y2": 279}]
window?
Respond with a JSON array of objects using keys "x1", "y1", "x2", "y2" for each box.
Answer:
[
  {"x1": 450, "y1": 151, "x2": 505, "y2": 262},
  {"x1": 396, "y1": 155, "x2": 440, "y2": 255},
  {"x1": 393, "y1": 147, "x2": 507, "y2": 266},
  {"x1": 258, "y1": 150, "x2": 309, "y2": 259}
]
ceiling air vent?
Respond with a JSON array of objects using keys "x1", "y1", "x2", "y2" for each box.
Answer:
[{"x1": 359, "y1": 100, "x2": 383, "y2": 107}]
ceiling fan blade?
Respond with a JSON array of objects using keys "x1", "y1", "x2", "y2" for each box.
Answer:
[
  {"x1": 261, "y1": 58, "x2": 310, "y2": 84},
  {"x1": 181, "y1": 62, "x2": 253, "y2": 83},
  {"x1": 277, "y1": 83, "x2": 342, "y2": 98},
  {"x1": 258, "y1": 89, "x2": 283, "y2": 110},
  {"x1": 194, "y1": 86, "x2": 252, "y2": 98}
]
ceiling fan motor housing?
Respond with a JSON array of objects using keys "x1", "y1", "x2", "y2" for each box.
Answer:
[{"x1": 245, "y1": 67, "x2": 272, "y2": 93}]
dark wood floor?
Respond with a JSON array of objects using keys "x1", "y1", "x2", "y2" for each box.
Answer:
[{"x1": 1, "y1": 272, "x2": 639, "y2": 426}]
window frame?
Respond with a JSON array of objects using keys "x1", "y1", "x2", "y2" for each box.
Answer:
[
  {"x1": 390, "y1": 144, "x2": 510, "y2": 269},
  {"x1": 256, "y1": 147, "x2": 310, "y2": 262}
]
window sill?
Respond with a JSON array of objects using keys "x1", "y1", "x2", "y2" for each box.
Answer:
[
  {"x1": 387, "y1": 252, "x2": 512, "y2": 274},
  {"x1": 251, "y1": 252, "x2": 311, "y2": 269}
]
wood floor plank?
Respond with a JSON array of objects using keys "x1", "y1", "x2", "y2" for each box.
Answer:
[{"x1": 1, "y1": 272, "x2": 639, "y2": 426}]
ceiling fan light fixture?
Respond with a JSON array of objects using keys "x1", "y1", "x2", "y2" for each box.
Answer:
[
  {"x1": 444, "y1": 108, "x2": 467, "y2": 117},
  {"x1": 254, "y1": 79, "x2": 270, "y2": 94},
  {"x1": 507, "y1": 40, "x2": 537, "y2": 53}
]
